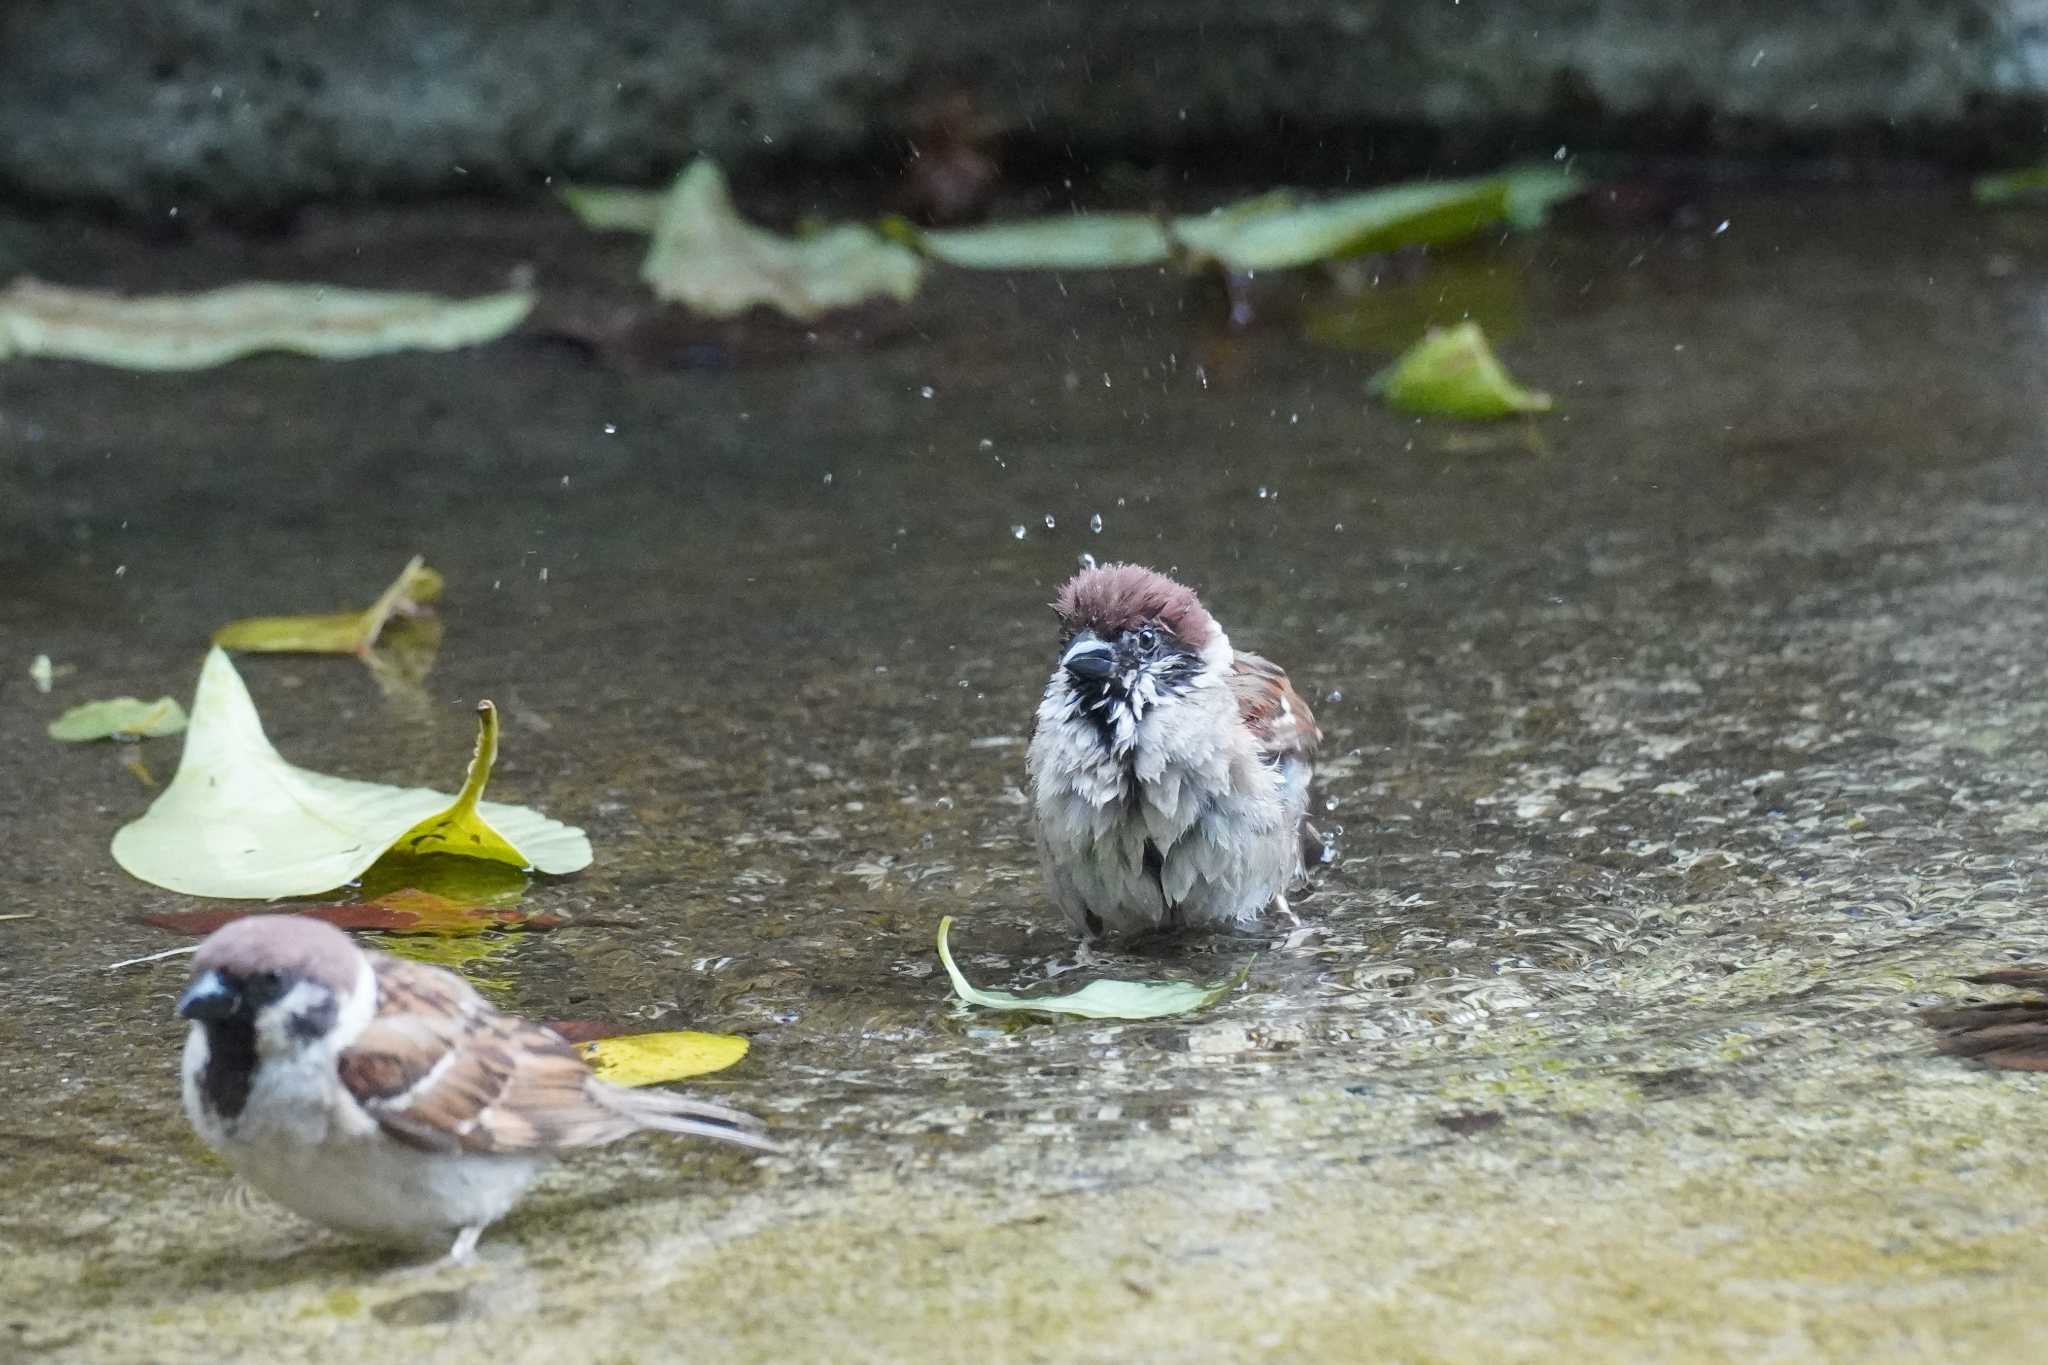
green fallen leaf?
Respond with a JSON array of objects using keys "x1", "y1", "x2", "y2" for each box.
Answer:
[
  {"x1": 903, "y1": 213, "x2": 1174, "y2": 270},
  {"x1": 1174, "y1": 167, "x2": 1580, "y2": 273},
  {"x1": 640, "y1": 160, "x2": 925, "y2": 320},
  {"x1": 1973, "y1": 167, "x2": 2048, "y2": 206},
  {"x1": 110, "y1": 647, "x2": 591, "y2": 898},
  {"x1": 0, "y1": 278, "x2": 533, "y2": 370},
  {"x1": 48, "y1": 696, "x2": 188, "y2": 742},
  {"x1": 1369, "y1": 321, "x2": 1553, "y2": 419},
  {"x1": 582, "y1": 1031, "x2": 750, "y2": 1086},
  {"x1": 213, "y1": 555, "x2": 443, "y2": 655},
  {"x1": 936, "y1": 916, "x2": 1248, "y2": 1020},
  {"x1": 559, "y1": 185, "x2": 664, "y2": 232}
]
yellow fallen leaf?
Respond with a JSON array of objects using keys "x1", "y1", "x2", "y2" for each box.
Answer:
[
  {"x1": 213, "y1": 555, "x2": 443, "y2": 655},
  {"x1": 581, "y1": 1031, "x2": 750, "y2": 1086},
  {"x1": 640, "y1": 160, "x2": 924, "y2": 319},
  {"x1": 0, "y1": 278, "x2": 533, "y2": 370}
]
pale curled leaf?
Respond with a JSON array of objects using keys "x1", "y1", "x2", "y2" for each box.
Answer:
[
  {"x1": 582, "y1": 1031, "x2": 750, "y2": 1086},
  {"x1": 48, "y1": 696, "x2": 188, "y2": 742},
  {"x1": 1369, "y1": 321, "x2": 1553, "y2": 420},
  {"x1": 0, "y1": 278, "x2": 533, "y2": 370},
  {"x1": 559, "y1": 185, "x2": 665, "y2": 232},
  {"x1": 1173, "y1": 168, "x2": 1580, "y2": 273},
  {"x1": 213, "y1": 555, "x2": 444, "y2": 655},
  {"x1": 909, "y1": 214, "x2": 1173, "y2": 270},
  {"x1": 110, "y1": 648, "x2": 590, "y2": 898},
  {"x1": 936, "y1": 916, "x2": 1247, "y2": 1020},
  {"x1": 640, "y1": 160, "x2": 925, "y2": 320}
]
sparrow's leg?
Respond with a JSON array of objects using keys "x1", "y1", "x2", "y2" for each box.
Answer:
[
  {"x1": 445, "y1": 1225, "x2": 483, "y2": 1265},
  {"x1": 1272, "y1": 893, "x2": 1301, "y2": 927},
  {"x1": 391, "y1": 1226, "x2": 486, "y2": 1277}
]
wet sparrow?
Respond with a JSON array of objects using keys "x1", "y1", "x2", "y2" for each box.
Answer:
[
  {"x1": 1026, "y1": 562, "x2": 1323, "y2": 937},
  {"x1": 176, "y1": 915, "x2": 772, "y2": 1263}
]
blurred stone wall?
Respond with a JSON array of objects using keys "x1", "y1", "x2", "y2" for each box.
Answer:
[{"x1": 3, "y1": 0, "x2": 2044, "y2": 215}]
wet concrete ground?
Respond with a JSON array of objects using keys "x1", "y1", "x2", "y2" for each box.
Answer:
[{"x1": 5, "y1": 180, "x2": 2048, "y2": 1361}]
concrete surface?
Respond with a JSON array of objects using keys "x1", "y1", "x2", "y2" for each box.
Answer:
[{"x1": 4, "y1": 179, "x2": 2048, "y2": 1360}]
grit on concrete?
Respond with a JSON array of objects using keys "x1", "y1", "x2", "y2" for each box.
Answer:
[{"x1": 4, "y1": 184, "x2": 2048, "y2": 1361}]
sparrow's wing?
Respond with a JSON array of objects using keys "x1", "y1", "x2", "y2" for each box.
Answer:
[
  {"x1": 1228, "y1": 651, "x2": 1321, "y2": 765},
  {"x1": 1924, "y1": 967, "x2": 2048, "y2": 1071},
  {"x1": 335, "y1": 955, "x2": 641, "y2": 1154},
  {"x1": 336, "y1": 954, "x2": 773, "y2": 1155}
]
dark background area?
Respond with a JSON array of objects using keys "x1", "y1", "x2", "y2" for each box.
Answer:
[{"x1": 3, "y1": 0, "x2": 2043, "y2": 223}]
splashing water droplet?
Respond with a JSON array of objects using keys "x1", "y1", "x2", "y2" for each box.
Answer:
[
  {"x1": 1089, "y1": 513, "x2": 1103, "y2": 533},
  {"x1": 978, "y1": 437, "x2": 994, "y2": 450},
  {"x1": 1327, "y1": 689, "x2": 1343, "y2": 703},
  {"x1": 1011, "y1": 524, "x2": 1028, "y2": 540},
  {"x1": 1044, "y1": 514, "x2": 1056, "y2": 530},
  {"x1": 1257, "y1": 486, "x2": 1270, "y2": 499},
  {"x1": 1324, "y1": 796, "x2": 1341, "y2": 812},
  {"x1": 920, "y1": 386, "x2": 936, "y2": 399},
  {"x1": 603, "y1": 423, "x2": 617, "y2": 435},
  {"x1": 1078, "y1": 553, "x2": 1098, "y2": 571}
]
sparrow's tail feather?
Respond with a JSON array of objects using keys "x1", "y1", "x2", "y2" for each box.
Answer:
[{"x1": 590, "y1": 1083, "x2": 781, "y2": 1152}]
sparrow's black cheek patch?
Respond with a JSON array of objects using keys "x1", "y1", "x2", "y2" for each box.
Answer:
[
  {"x1": 287, "y1": 995, "x2": 338, "y2": 1042},
  {"x1": 200, "y1": 1022, "x2": 258, "y2": 1122}
]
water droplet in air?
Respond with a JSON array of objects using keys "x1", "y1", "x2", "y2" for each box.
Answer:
[
  {"x1": 1257, "y1": 486, "x2": 1270, "y2": 499},
  {"x1": 603, "y1": 423, "x2": 617, "y2": 435},
  {"x1": 822, "y1": 472, "x2": 834, "y2": 486},
  {"x1": 1044, "y1": 514, "x2": 1056, "y2": 530},
  {"x1": 978, "y1": 438, "x2": 994, "y2": 450},
  {"x1": 920, "y1": 386, "x2": 935, "y2": 399},
  {"x1": 1078, "y1": 553, "x2": 1098, "y2": 571},
  {"x1": 1011, "y1": 525, "x2": 1028, "y2": 540},
  {"x1": 1324, "y1": 796, "x2": 1341, "y2": 812},
  {"x1": 1327, "y1": 689, "x2": 1343, "y2": 703},
  {"x1": 1089, "y1": 513, "x2": 1103, "y2": 533}
]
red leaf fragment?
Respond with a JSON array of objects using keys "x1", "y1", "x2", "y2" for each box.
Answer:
[{"x1": 143, "y1": 888, "x2": 562, "y2": 937}]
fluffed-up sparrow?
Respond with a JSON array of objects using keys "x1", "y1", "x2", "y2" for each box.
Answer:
[{"x1": 1026, "y1": 562, "x2": 1323, "y2": 937}]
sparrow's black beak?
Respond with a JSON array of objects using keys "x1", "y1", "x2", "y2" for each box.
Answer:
[
  {"x1": 177, "y1": 970, "x2": 242, "y2": 1023},
  {"x1": 1061, "y1": 634, "x2": 1117, "y2": 683}
]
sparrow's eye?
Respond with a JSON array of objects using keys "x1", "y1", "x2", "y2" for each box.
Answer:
[
  {"x1": 1134, "y1": 627, "x2": 1159, "y2": 653},
  {"x1": 241, "y1": 970, "x2": 284, "y2": 1005}
]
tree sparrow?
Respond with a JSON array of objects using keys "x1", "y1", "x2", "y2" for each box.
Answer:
[
  {"x1": 176, "y1": 915, "x2": 773, "y2": 1263},
  {"x1": 1026, "y1": 562, "x2": 1323, "y2": 937}
]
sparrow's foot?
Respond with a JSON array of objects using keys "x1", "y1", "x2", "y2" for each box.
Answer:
[{"x1": 1272, "y1": 894, "x2": 1301, "y2": 927}]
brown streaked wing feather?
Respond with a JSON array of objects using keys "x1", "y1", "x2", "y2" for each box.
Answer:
[
  {"x1": 336, "y1": 954, "x2": 637, "y2": 1155},
  {"x1": 1228, "y1": 652, "x2": 1320, "y2": 763},
  {"x1": 1924, "y1": 967, "x2": 2048, "y2": 1071}
]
